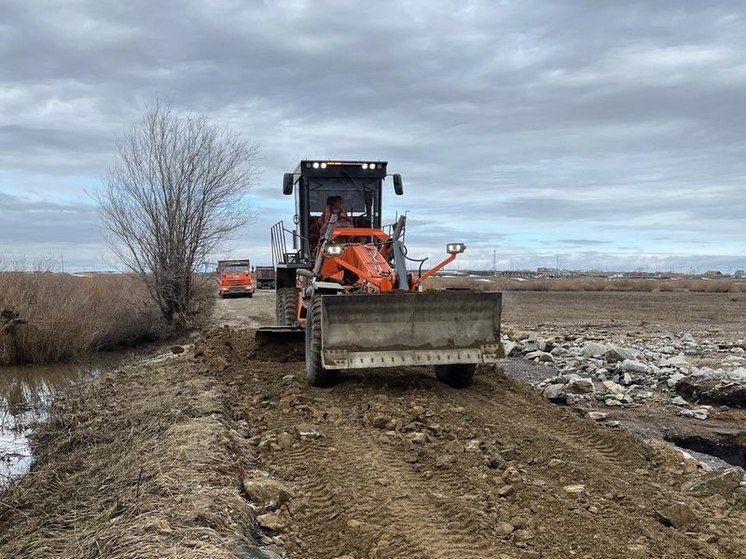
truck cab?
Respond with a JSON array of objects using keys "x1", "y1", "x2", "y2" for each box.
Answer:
[
  {"x1": 217, "y1": 259, "x2": 254, "y2": 298},
  {"x1": 271, "y1": 160, "x2": 402, "y2": 288}
]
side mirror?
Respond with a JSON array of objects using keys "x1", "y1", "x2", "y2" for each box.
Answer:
[
  {"x1": 393, "y1": 174, "x2": 404, "y2": 195},
  {"x1": 282, "y1": 173, "x2": 294, "y2": 195}
]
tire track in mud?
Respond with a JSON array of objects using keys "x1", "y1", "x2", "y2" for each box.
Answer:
[{"x1": 441, "y1": 369, "x2": 648, "y2": 471}]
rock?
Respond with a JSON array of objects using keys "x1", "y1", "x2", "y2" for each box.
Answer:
[
  {"x1": 656, "y1": 502, "x2": 699, "y2": 529},
  {"x1": 671, "y1": 396, "x2": 688, "y2": 406},
  {"x1": 435, "y1": 454, "x2": 454, "y2": 468},
  {"x1": 504, "y1": 341, "x2": 518, "y2": 356},
  {"x1": 587, "y1": 411, "x2": 607, "y2": 421},
  {"x1": 543, "y1": 384, "x2": 566, "y2": 401},
  {"x1": 605, "y1": 420, "x2": 621, "y2": 427},
  {"x1": 601, "y1": 380, "x2": 625, "y2": 395},
  {"x1": 170, "y1": 345, "x2": 185, "y2": 354},
  {"x1": 682, "y1": 466, "x2": 745, "y2": 497},
  {"x1": 294, "y1": 424, "x2": 322, "y2": 439},
  {"x1": 662, "y1": 354, "x2": 690, "y2": 369},
  {"x1": 464, "y1": 439, "x2": 481, "y2": 452},
  {"x1": 243, "y1": 477, "x2": 294, "y2": 510},
  {"x1": 621, "y1": 372, "x2": 632, "y2": 385},
  {"x1": 566, "y1": 378, "x2": 595, "y2": 394},
  {"x1": 257, "y1": 512, "x2": 288, "y2": 532},
  {"x1": 497, "y1": 484, "x2": 514, "y2": 497},
  {"x1": 215, "y1": 356, "x2": 229, "y2": 371},
  {"x1": 371, "y1": 415, "x2": 391, "y2": 429},
  {"x1": 548, "y1": 458, "x2": 563, "y2": 468},
  {"x1": 667, "y1": 372, "x2": 685, "y2": 387},
  {"x1": 678, "y1": 409, "x2": 695, "y2": 418},
  {"x1": 513, "y1": 529, "x2": 535, "y2": 542},
  {"x1": 233, "y1": 544, "x2": 283, "y2": 559},
  {"x1": 604, "y1": 398, "x2": 623, "y2": 407},
  {"x1": 604, "y1": 345, "x2": 633, "y2": 363},
  {"x1": 562, "y1": 484, "x2": 586, "y2": 496},
  {"x1": 495, "y1": 521, "x2": 515, "y2": 537},
  {"x1": 582, "y1": 342, "x2": 607, "y2": 358},
  {"x1": 692, "y1": 408, "x2": 709, "y2": 420},
  {"x1": 525, "y1": 350, "x2": 554, "y2": 363},
  {"x1": 622, "y1": 359, "x2": 648, "y2": 374}
]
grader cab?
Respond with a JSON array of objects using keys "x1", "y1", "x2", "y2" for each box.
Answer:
[{"x1": 257, "y1": 160, "x2": 502, "y2": 387}]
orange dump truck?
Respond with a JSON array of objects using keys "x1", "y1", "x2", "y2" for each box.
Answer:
[{"x1": 217, "y1": 259, "x2": 254, "y2": 298}]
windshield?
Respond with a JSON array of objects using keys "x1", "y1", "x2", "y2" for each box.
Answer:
[
  {"x1": 307, "y1": 177, "x2": 378, "y2": 218},
  {"x1": 222, "y1": 264, "x2": 249, "y2": 273}
]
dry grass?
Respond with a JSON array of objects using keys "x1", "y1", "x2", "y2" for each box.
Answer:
[
  {"x1": 0, "y1": 271, "x2": 217, "y2": 366},
  {"x1": 425, "y1": 276, "x2": 746, "y2": 294},
  {"x1": 0, "y1": 355, "x2": 254, "y2": 558},
  {"x1": 0, "y1": 272, "x2": 163, "y2": 365}
]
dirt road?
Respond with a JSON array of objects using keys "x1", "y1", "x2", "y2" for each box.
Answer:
[
  {"x1": 1, "y1": 289, "x2": 744, "y2": 558},
  {"x1": 202, "y1": 292, "x2": 745, "y2": 559}
]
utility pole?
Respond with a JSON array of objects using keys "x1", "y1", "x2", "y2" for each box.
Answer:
[{"x1": 492, "y1": 249, "x2": 496, "y2": 275}]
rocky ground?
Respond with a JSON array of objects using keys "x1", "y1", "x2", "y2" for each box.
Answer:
[{"x1": 0, "y1": 289, "x2": 744, "y2": 558}]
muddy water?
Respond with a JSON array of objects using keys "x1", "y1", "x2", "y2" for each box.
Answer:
[{"x1": 0, "y1": 353, "x2": 130, "y2": 486}]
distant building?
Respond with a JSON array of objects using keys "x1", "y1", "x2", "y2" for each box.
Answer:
[
  {"x1": 704, "y1": 270, "x2": 724, "y2": 277},
  {"x1": 735, "y1": 269, "x2": 745, "y2": 278}
]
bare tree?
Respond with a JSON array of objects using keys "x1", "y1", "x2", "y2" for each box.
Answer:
[{"x1": 96, "y1": 101, "x2": 258, "y2": 325}]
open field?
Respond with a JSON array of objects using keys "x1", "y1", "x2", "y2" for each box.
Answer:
[{"x1": 0, "y1": 289, "x2": 744, "y2": 558}]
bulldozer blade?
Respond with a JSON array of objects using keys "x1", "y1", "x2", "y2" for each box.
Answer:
[
  {"x1": 255, "y1": 326, "x2": 305, "y2": 346},
  {"x1": 320, "y1": 291, "x2": 502, "y2": 369}
]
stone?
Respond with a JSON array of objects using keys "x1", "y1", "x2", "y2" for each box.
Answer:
[
  {"x1": 666, "y1": 373, "x2": 685, "y2": 388},
  {"x1": 622, "y1": 359, "x2": 648, "y2": 374},
  {"x1": 671, "y1": 396, "x2": 688, "y2": 406},
  {"x1": 604, "y1": 345, "x2": 633, "y2": 363},
  {"x1": 582, "y1": 342, "x2": 607, "y2": 358},
  {"x1": 682, "y1": 466, "x2": 745, "y2": 497},
  {"x1": 233, "y1": 544, "x2": 283, "y2": 559},
  {"x1": 257, "y1": 512, "x2": 288, "y2": 532},
  {"x1": 604, "y1": 398, "x2": 623, "y2": 407},
  {"x1": 465, "y1": 439, "x2": 481, "y2": 452},
  {"x1": 497, "y1": 484, "x2": 514, "y2": 497},
  {"x1": 563, "y1": 484, "x2": 586, "y2": 496},
  {"x1": 495, "y1": 521, "x2": 515, "y2": 537},
  {"x1": 543, "y1": 384, "x2": 566, "y2": 401},
  {"x1": 662, "y1": 354, "x2": 690, "y2": 368},
  {"x1": 513, "y1": 529, "x2": 535, "y2": 542},
  {"x1": 601, "y1": 380, "x2": 625, "y2": 395},
  {"x1": 621, "y1": 372, "x2": 632, "y2": 386},
  {"x1": 170, "y1": 345, "x2": 185, "y2": 354},
  {"x1": 525, "y1": 350, "x2": 554, "y2": 363},
  {"x1": 548, "y1": 458, "x2": 563, "y2": 468},
  {"x1": 504, "y1": 341, "x2": 518, "y2": 357},
  {"x1": 566, "y1": 377, "x2": 595, "y2": 394},
  {"x1": 692, "y1": 409, "x2": 709, "y2": 420},
  {"x1": 371, "y1": 415, "x2": 391, "y2": 429},
  {"x1": 294, "y1": 424, "x2": 322, "y2": 439},
  {"x1": 656, "y1": 502, "x2": 699, "y2": 529},
  {"x1": 587, "y1": 411, "x2": 607, "y2": 421},
  {"x1": 243, "y1": 477, "x2": 294, "y2": 510},
  {"x1": 277, "y1": 432, "x2": 294, "y2": 449},
  {"x1": 435, "y1": 454, "x2": 454, "y2": 468}
]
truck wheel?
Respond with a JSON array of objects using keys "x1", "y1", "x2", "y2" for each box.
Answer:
[
  {"x1": 276, "y1": 287, "x2": 296, "y2": 326},
  {"x1": 434, "y1": 364, "x2": 476, "y2": 388},
  {"x1": 305, "y1": 295, "x2": 339, "y2": 387}
]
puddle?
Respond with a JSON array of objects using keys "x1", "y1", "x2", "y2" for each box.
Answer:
[
  {"x1": 0, "y1": 352, "x2": 132, "y2": 487},
  {"x1": 665, "y1": 433, "x2": 745, "y2": 468}
]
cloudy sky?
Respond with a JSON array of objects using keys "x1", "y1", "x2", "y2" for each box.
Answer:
[{"x1": 1, "y1": 0, "x2": 745, "y2": 272}]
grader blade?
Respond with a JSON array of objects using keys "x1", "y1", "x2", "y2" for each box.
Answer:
[{"x1": 320, "y1": 291, "x2": 502, "y2": 369}]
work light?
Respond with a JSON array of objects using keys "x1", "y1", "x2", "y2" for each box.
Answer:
[
  {"x1": 446, "y1": 243, "x2": 466, "y2": 254},
  {"x1": 323, "y1": 244, "x2": 344, "y2": 256}
]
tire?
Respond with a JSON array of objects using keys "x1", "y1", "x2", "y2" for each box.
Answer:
[
  {"x1": 305, "y1": 295, "x2": 339, "y2": 387},
  {"x1": 275, "y1": 287, "x2": 296, "y2": 326},
  {"x1": 434, "y1": 364, "x2": 476, "y2": 388}
]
